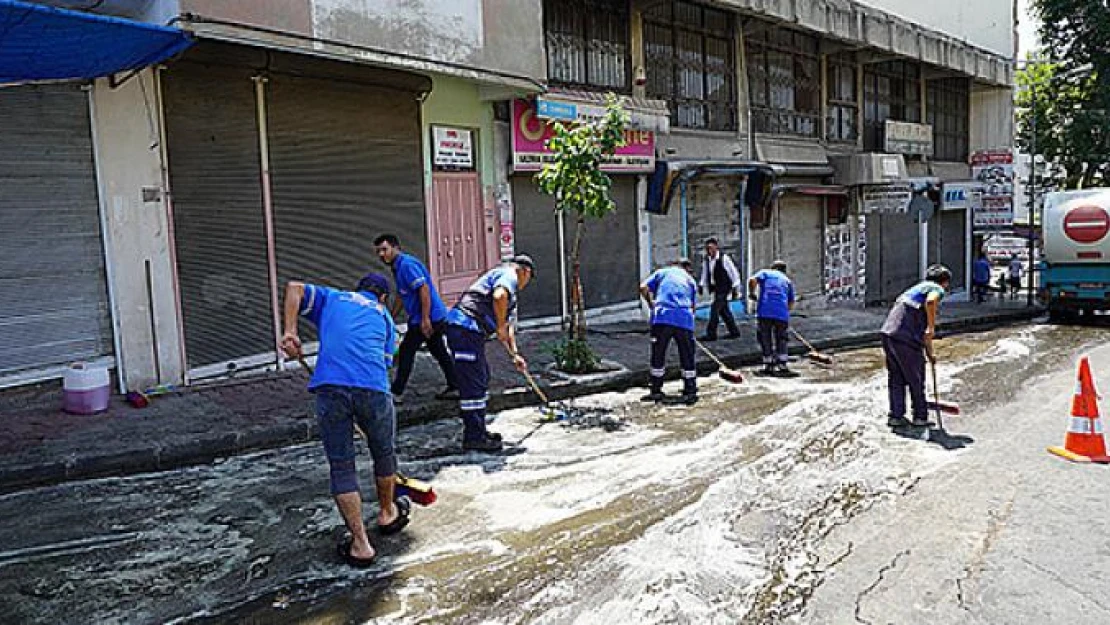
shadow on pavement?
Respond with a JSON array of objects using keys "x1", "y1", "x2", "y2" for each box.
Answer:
[{"x1": 890, "y1": 424, "x2": 974, "y2": 450}]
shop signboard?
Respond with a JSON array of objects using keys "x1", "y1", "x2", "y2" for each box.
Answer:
[
  {"x1": 971, "y1": 149, "x2": 1015, "y2": 230},
  {"x1": 859, "y1": 184, "x2": 913, "y2": 213},
  {"x1": 511, "y1": 99, "x2": 655, "y2": 173},
  {"x1": 941, "y1": 181, "x2": 984, "y2": 212},
  {"x1": 884, "y1": 120, "x2": 934, "y2": 156},
  {"x1": 432, "y1": 126, "x2": 474, "y2": 170}
]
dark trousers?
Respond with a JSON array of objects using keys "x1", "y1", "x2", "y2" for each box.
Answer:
[
  {"x1": 882, "y1": 335, "x2": 927, "y2": 420},
  {"x1": 757, "y1": 318, "x2": 789, "y2": 366},
  {"x1": 972, "y1": 281, "x2": 988, "y2": 303},
  {"x1": 391, "y1": 320, "x2": 457, "y2": 396},
  {"x1": 445, "y1": 324, "x2": 491, "y2": 443},
  {"x1": 650, "y1": 324, "x2": 697, "y2": 396},
  {"x1": 706, "y1": 291, "x2": 740, "y2": 338}
]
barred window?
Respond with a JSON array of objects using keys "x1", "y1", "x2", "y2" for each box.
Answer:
[
  {"x1": 544, "y1": 0, "x2": 630, "y2": 91},
  {"x1": 745, "y1": 27, "x2": 821, "y2": 138},
  {"x1": 826, "y1": 56, "x2": 858, "y2": 143},
  {"x1": 862, "y1": 61, "x2": 921, "y2": 151},
  {"x1": 643, "y1": 1, "x2": 737, "y2": 131},
  {"x1": 928, "y1": 78, "x2": 969, "y2": 162}
]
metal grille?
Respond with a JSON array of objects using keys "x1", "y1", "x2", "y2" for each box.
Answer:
[
  {"x1": 863, "y1": 60, "x2": 922, "y2": 152},
  {"x1": 826, "y1": 56, "x2": 859, "y2": 143},
  {"x1": 927, "y1": 78, "x2": 969, "y2": 162},
  {"x1": 0, "y1": 84, "x2": 113, "y2": 376},
  {"x1": 544, "y1": 0, "x2": 630, "y2": 91},
  {"x1": 745, "y1": 26, "x2": 821, "y2": 138},
  {"x1": 644, "y1": 0, "x2": 737, "y2": 131}
]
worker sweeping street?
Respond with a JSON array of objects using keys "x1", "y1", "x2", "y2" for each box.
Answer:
[
  {"x1": 280, "y1": 273, "x2": 409, "y2": 569},
  {"x1": 639, "y1": 258, "x2": 699, "y2": 405},
  {"x1": 373, "y1": 233, "x2": 458, "y2": 405},
  {"x1": 880, "y1": 264, "x2": 951, "y2": 428},
  {"x1": 444, "y1": 255, "x2": 535, "y2": 452},
  {"x1": 748, "y1": 260, "x2": 797, "y2": 377}
]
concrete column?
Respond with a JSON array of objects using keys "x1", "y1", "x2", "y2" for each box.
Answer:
[{"x1": 90, "y1": 70, "x2": 184, "y2": 391}]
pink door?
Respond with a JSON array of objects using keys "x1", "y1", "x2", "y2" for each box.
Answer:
[{"x1": 430, "y1": 172, "x2": 488, "y2": 305}]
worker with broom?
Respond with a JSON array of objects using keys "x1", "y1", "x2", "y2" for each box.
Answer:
[
  {"x1": 880, "y1": 264, "x2": 951, "y2": 428},
  {"x1": 640, "y1": 258, "x2": 699, "y2": 405},
  {"x1": 748, "y1": 260, "x2": 797, "y2": 377}
]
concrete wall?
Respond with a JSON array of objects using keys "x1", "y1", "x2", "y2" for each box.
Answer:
[
  {"x1": 859, "y1": 0, "x2": 1015, "y2": 58},
  {"x1": 970, "y1": 85, "x2": 1015, "y2": 152},
  {"x1": 90, "y1": 70, "x2": 184, "y2": 391}
]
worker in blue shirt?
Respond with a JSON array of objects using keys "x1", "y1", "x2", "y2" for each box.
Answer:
[
  {"x1": 639, "y1": 258, "x2": 699, "y2": 405},
  {"x1": 881, "y1": 264, "x2": 951, "y2": 428},
  {"x1": 373, "y1": 234, "x2": 458, "y2": 404},
  {"x1": 972, "y1": 252, "x2": 992, "y2": 303},
  {"x1": 445, "y1": 255, "x2": 535, "y2": 452},
  {"x1": 748, "y1": 260, "x2": 797, "y2": 377},
  {"x1": 280, "y1": 272, "x2": 408, "y2": 569}
]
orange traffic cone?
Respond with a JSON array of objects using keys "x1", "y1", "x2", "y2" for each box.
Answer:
[{"x1": 1048, "y1": 356, "x2": 1110, "y2": 464}]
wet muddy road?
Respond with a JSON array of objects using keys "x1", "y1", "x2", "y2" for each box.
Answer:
[{"x1": 1, "y1": 321, "x2": 1106, "y2": 625}]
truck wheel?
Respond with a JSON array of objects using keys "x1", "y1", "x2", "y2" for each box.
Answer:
[{"x1": 1048, "y1": 307, "x2": 1070, "y2": 324}]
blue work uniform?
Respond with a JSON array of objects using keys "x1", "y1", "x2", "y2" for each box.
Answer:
[
  {"x1": 299, "y1": 284, "x2": 397, "y2": 494},
  {"x1": 751, "y1": 269, "x2": 796, "y2": 367},
  {"x1": 445, "y1": 265, "x2": 520, "y2": 444},
  {"x1": 388, "y1": 252, "x2": 456, "y2": 396},
  {"x1": 392, "y1": 252, "x2": 448, "y2": 324},
  {"x1": 880, "y1": 281, "x2": 946, "y2": 422},
  {"x1": 972, "y1": 257, "x2": 991, "y2": 302},
  {"x1": 642, "y1": 266, "x2": 698, "y2": 396}
]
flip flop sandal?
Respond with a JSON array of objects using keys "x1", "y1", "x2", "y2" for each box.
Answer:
[
  {"x1": 337, "y1": 538, "x2": 376, "y2": 569},
  {"x1": 377, "y1": 495, "x2": 411, "y2": 536}
]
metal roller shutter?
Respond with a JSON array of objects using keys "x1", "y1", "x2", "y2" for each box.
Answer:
[
  {"x1": 0, "y1": 84, "x2": 113, "y2": 378},
  {"x1": 777, "y1": 195, "x2": 824, "y2": 300},
  {"x1": 867, "y1": 212, "x2": 920, "y2": 304},
  {"x1": 511, "y1": 175, "x2": 562, "y2": 319},
  {"x1": 928, "y1": 209, "x2": 967, "y2": 291}
]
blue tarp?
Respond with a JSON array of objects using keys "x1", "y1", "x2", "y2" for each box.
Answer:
[{"x1": 0, "y1": 0, "x2": 192, "y2": 85}]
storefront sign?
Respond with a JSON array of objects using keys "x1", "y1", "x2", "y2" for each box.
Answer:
[
  {"x1": 971, "y1": 149, "x2": 1015, "y2": 230},
  {"x1": 941, "y1": 182, "x2": 984, "y2": 212},
  {"x1": 884, "y1": 121, "x2": 934, "y2": 156},
  {"x1": 535, "y1": 95, "x2": 670, "y2": 132},
  {"x1": 859, "y1": 184, "x2": 912, "y2": 213},
  {"x1": 495, "y1": 184, "x2": 514, "y2": 257},
  {"x1": 512, "y1": 99, "x2": 655, "y2": 173},
  {"x1": 432, "y1": 126, "x2": 474, "y2": 169}
]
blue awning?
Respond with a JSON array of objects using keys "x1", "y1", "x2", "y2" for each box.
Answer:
[{"x1": 0, "y1": 0, "x2": 193, "y2": 85}]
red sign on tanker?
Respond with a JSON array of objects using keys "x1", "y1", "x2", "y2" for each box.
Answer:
[
  {"x1": 511, "y1": 99, "x2": 655, "y2": 173},
  {"x1": 1063, "y1": 205, "x2": 1110, "y2": 244}
]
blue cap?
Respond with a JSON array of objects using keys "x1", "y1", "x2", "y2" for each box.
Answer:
[{"x1": 356, "y1": 272, "x2": 391, "y2": 295}]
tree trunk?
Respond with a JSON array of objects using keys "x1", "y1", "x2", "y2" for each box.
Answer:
[{"x1": 569, "y1": 214, "x2": 587, "y2": 342}]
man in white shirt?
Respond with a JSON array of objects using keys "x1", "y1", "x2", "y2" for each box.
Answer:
[
  {"x1": 698, "y1": 237, "x2": 741, "y2": 341},
  {"x1": 1007, "y1": 254, "x2": 1024, "y2": 299}
]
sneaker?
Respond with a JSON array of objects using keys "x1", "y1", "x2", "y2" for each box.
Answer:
[
  {"x1": 755, "y1": 365, "x2": 776, "y2": 376},
  {"x1": 435, "y1": 387, "x2": 460, "y2": 400},
  {"x1": 887, "y1": 416, "x2": 911, "y2": 428},
  {"x1": 774, "y1": 366, "x2": 800, "y2": 378},
  {"x1": 910, "y1": 416, "x2": 931, "y2": 428},
  {"x1": 681, "y1": 393, "x2": 698, "y2": 406},
  {"x1": 640, "y1": 392, "x2": 665, "y2": 403},
  {"x1": 486, "y1": 431, "x2": 503, "y2": 443},
  {"x1": 463, "y1": 436, "x2": 504, "y2": 452}
]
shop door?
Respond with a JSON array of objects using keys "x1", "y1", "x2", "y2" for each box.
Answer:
[
  {"x1": 866, "y1": 212, "x2": 920, "y2": 304},
  {"x1": 430, "y1": 172, "x2": 487, "y2": 306},
  {"x1": 778, "y1": 195, "x2": 824, "y2": 302},
  {"x1": 928, "y1": 209, "x2": 967, "y2": 292}
]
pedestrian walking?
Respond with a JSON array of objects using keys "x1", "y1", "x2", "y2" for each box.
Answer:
[
  {"x1": 444, "y1": 255, "x2": 535, "y2": 452},
  {"x1": 972, "y1": 253, "x2": 991, "y2": 303},
  {"x1": 698, "y1": 237, "x2": 742, "y2": 341},
  {"x1": 1008, "y1": 253, "x2": 1024, "y2": 300},
  {"x1": 880, "y1": 264, "x2": 951, "y2": 428},
  {"x1": 748, "y1": 260, "x2": 797, "y2": 377},
  {"x1": 280, "y1": 273, "x2": 409, "y2": 568},
  {"x1": 373, "y1": 234, "x2": 458, "y2": 404},
  {"x1": 639, "y1": 258, "x2": 699, "y2": 405}
]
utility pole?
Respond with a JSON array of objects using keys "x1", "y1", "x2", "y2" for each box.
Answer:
[{"x1": 1028, "y1": 78, "x2": 1037, "y2": 307}]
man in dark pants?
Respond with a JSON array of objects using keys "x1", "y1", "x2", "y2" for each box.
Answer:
[
  {"x1": 373, "y1": 234, "x2": 457, "y2": 404},
  {"x1": 280, "y1": 273, "x2": 408, "y2": 568},
  {"x1": 444, "y1": 255, "x2": 535, "y2": 452},
  {"x1": 748, "y1": 260, "x2": 796, "y2": 377},
  {"x1": 972, "y1": 252, "x2": 991, "y2": 303},
  {"x1": 698, "y1": 237, "x2": 741, "y2": 341},
  {"x1": 640, "y1": 258, "x2": 699, "y2": 405},
  {"x1": 881, "y1": 264, "x2": 951, "y2": 428}
]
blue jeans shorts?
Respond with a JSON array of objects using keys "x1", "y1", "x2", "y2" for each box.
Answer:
[{"x1": 315, "y1": 385, "x2": 397, "y2": 495}]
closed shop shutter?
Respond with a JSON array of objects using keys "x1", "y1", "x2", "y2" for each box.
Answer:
[
  {"x1": 511, "y1": 175, "x2": 563, "y2": 319},
  {"x1": 778, "y1": 195, "x2": 824, "y2": 300},
  {"x1": 0, "y1": 84, "x2": 113, "y2": 377},
  {"x1": 928, "y1": 209, "x2": 967, "y2": 291},
  {"x1": 866, "y1": 212, "x2": 920, "y2": 304},
  {"x1": 687, "y1": 181, "x2": 742, "y2": 274}
]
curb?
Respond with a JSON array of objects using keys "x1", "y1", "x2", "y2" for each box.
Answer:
[{"x1": 0, "y1": 308, "x2": 1041, "y2": 495}]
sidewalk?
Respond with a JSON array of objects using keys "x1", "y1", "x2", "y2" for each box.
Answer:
[{"x1": 0, "y1": 300, "x2": 1040, "y2": 494}]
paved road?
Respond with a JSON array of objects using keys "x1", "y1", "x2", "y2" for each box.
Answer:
[{"x1": 0, "y1": 320, "x2": 1106, "y2": 624}]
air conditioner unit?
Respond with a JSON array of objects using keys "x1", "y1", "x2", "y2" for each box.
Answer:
[{"x1": 830, "y1": 153, "x2": 908, "y2": 186}]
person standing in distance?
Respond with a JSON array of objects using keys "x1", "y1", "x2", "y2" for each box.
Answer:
[
  {"x1": 444, "y1": 255, "x2": 535, "y2": 452},
  {"x1": 373, "y1": 234, "x2": 458, "y2": 404},
  {"x1": 748, "y1": 260, "x2": 797, "y2": 377},
  {"x1": 639, "y1": 258, "x2": 699, "y2": 405},
  {"x1": 698, "y1": 237, "x2": 742, "y2": 342},
  {"x1": 280, "y1": 272, "x2": 409, "y2": 568}
]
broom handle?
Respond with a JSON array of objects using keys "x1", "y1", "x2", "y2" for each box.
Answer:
[
  {"x1": 931, "y1": 361, "x2": 944, "y2": 430},
  {"x1": 695, "y1": 340, "x2": 727, "y2": 369},
  {"x1": 502, "y1": 343, "x2": 549, "y2": 404},
  {"x1": 789, "y1": 327, "x2": 818, "y2": 352},
  {"x1": 297, "y1": 355, "x2": 314, "y2": 376}
]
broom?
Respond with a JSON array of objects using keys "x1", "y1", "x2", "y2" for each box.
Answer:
[
  {"x1": 695, "y1": 341, "x2": 744, "y2": 384},
  {"x1": 789, "y1": 328, "x2": 834, "y2": 365},
  {"x1": 927, "y1": 360, "x2": 961, "y2": 416}
]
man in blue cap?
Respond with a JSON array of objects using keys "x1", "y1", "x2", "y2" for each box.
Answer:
[
  {"x1": 445, "y1": 255, "x2": 535, "y2": 452},
  {"x1": 639, "y1": 258, "x2": 699, "y2": 405},
  {"x1": 280, "y1": 272, "x2": 408, "y2": 568}
]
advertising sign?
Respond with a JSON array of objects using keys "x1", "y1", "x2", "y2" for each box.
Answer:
[
  {"x1": 971, "y1": 149, "x2": 1015, "y2": 230},
  {"x1": 511, "y1": 99, "x2": 655, "y2": 173},
  {"x1": 859, "y1": 184, "x2": 913, "y2": 214},
  {"x1": 941, "y1": 181, "x2": 984, "y2": 212},
  {"x1": 884, "y1": 120, "x2": 934, "y2": 156},
  {"x1": 432, "y1": 126, "x2": 474, "y2": 170}
]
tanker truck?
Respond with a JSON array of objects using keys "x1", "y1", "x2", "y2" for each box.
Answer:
[{"x1": 1041, "y1": 188, "x2": 1110, "y2": 321}]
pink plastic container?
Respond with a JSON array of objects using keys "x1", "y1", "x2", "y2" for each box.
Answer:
[{"x1": 63, "y1": 362, "x2": 110, "y2": 415}]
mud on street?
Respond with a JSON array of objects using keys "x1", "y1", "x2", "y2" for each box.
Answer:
[{"x1": 1, "y1": 321, "x2": 1106, "y2": 625}]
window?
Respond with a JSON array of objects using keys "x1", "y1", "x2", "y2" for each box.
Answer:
[
  {"x1": 745, "y1": 27, "x2": 821, "y2": 138},
  {"x1": 928, "y1": 78, "x2": 970, "y2": 162},
  {"x1": 643, "y1": 1, "x2": 737, "y2": 131},
  {"x1": 544, "y1": 0, "x2": 630, "y2": 91},
  {"x1": 826, "y1": 56, "x2": 858, "y2": 143},
  {"x1": 862, "y1": 61, "x2": 921, "y2": 151}
]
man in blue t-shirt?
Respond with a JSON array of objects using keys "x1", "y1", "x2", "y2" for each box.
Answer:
[
  {"x1": 445, "y1": 255, "x2": 535, "y2": 452},
  {"x1": 639, "y1": 258, "x2": 699, "y2": 405},
  {"x1": 880, "y1": 264, "x2": 951, "y2": 428},
  {"x1": 748, "y1": 260, "x2": 797, "y2": 377},
  {"x1": 972, "y1": 252, "x2": 991, "y2": 303},
  {"x1": 374, "y1": 234, "x2": 458, "y2": 404},
  {"x1": 281, "y1": 272, "x2": 408, "y2": 569}
]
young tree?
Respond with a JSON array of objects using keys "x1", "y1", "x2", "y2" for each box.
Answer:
[{"x1": 535, "y1": 95, "x2": 628, "y2": 364}]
